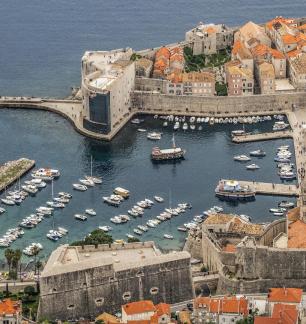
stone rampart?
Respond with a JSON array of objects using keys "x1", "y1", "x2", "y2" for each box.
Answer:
[{"x1": 132, "y1": 91, "x2": 306, "y2": 116}]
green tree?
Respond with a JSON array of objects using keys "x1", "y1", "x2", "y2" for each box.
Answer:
[
  {"x1": 4, "y1": 248, "x2": 15, "y2": 272},
  {"x1": 35, "y1": 260, "x2": 42, "y2": 277},
  {"x1": 24, "y1": 285, "x2": 36, "y2": 296},
  {"x1": 128, "y1": 237, "x2": 140, "y2": 243},
  {"x1": 71, "y1": 229, "x2": 113, "y2": 246},
  {"x1": 12, "y1": 249, "x2": 22, "y2": 274}
]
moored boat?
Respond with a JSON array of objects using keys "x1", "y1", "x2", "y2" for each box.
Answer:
[{"x1": 215, "y1": 180, "x2": 255, "y2": 201}]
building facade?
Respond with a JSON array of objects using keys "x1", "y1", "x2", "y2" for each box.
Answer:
[
  {"x1": 289, "y1": 53, "x2": 306, "y2": 89},
  {"x1": 38, "y1": 242, "x2": 193, "y2": 321},
  {"x1": 225, "y1": 64, "x2": 254, "y2": 96},
  {"x1": 81, "y1": 48, "x2": 135, "y2": 135},
  {"x1": 0, "y1": 299, "x2": 21, "y2": 324}
]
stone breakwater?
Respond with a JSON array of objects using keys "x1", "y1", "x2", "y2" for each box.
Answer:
[{"x1": 0, "y1": 158, "x2": 35, "y2": 191}]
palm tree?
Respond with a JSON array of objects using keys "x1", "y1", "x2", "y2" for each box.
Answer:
[
  {"x1": 31, "y1": 246, "x2": 40, "y2": 274},
  {"x1": 4, "y1": 248, "x2": 14, "y2": 272},
  {"x1": 12, "y1": 249, "x2": 22, "y2": 274},
  {"x1": 35, "y1": 260, "x2": 42, "y2": 277}
]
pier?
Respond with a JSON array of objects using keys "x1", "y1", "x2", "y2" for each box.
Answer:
[
  {"x1": 223, "y1": 179, "x2": 299, "y2": 197},
  {"x1": 232, "y1": 130, "x2": 293, "y2": 143},
  {"x1": 0, "y1": 158, "x2": 35, "y2": 191}
]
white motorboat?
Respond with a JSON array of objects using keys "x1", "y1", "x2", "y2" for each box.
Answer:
[
  {"x1": 85, "y1": 208, "x2": 96, "y2": 216},
  {"x1": 147, "y1": 132, "x2": 162, "y2": 140},
  {"x1": 113, "y1": 187, "x2": 130, "y2": 198},
  {"x1": 154, "y1": 196, "x2": 164, "y2": 203},
  {"x1": 278, "y1": 145, "x2": 290, "y2": 151},
  {"x1": 99, "y1": 226, "x2": 112, "y2": 232},
  {"x1": 190, "y1": 124, "x2": 196, "y2": 130},
  {"x1": 58, "y1": 192, "x2": 72, "y2": 198},
  {"x1": 233, "y1": 155, "x2": 251, "y2": 162},
  {"x1": 270, "y1": 208, "x2": 286, "y2": 213},
  {"x1": 36, "y1": 206, "x2": 53, "y2": 215},
  {"x1": 246, "y1": 164, "x2": 260, "y2": 170},
  {"x1": 273, "y1": 121, "x2": 289, "y2": 131},
  {"x1": 278, "y1": 201, "x2": 295, "y2": 208},
  {"x1": 46, "y1": 201, "x2": 65, "y2": 208},
  {"x1": 163, "y1": 121, "x2": 168, "y2": 127},
  {"x1": 239, "y1": 214, "x2": 251, "y2": 222},
  {"x1": 137, "y1": 128, "x2": 146, "y2": 132},
  {"x1": 128, "y1": 209, "x2": 139, "y2": 217},
  {"x1": 131, "y1": 118, "x2": 144, "y2": 124},
  {"x1": 164, "y1": 234, "x2": 174, "y2": 239},
  {"x1": 174, "y1": 122, "x2": 180, "y2": 130},
  {"x1": 103, "y1": 196, "x2": 120, "y2": 207},
  {"x1": 85, "y1": 176, "x2": 102, "y2": 184},
  {"x1": 73, "y1": 183, "x2": 88, "y2": 191},
  {"x1": 126, "y1": 234, "x2": 135, "y2": 239},
  {"x1": 182, "y1": 123, "x2": 188, "y2": 130},
  {"x1": 0, "y1": 207, "x2": 6, "y2": 214},
  {"x1": 58, "y1": 227, "x2": 68, "y2": 235},
  {"x1": 249, "y1": 149, "x2": 266, "y2": 157},
  {"x1": 177, "y1": 226, "x2": 187, "y2": 232},
  {"x1": 21, "y1": 185, "x2": 38, "y2": 195},
  {"x1": 1, "y1": 198, "x2": 15, "y2": 206},
  {"x1": 53, "y1": 197, "x2": 70, "y2": 203},
  {"x1": 74, "y1": 214, "x2": 87, "y2": 221},
  {"x1": 133, "y1": 228, "x2": 143, "y2": 235},
  {"x1": 79, "y1": 178, "x2": 95, "y2": 187}
]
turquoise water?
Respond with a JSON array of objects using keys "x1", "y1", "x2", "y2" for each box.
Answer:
[{"x1": 0, "y1": 110, "x2": 296, "y2": 261}]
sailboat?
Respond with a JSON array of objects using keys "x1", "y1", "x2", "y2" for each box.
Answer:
[{"x1": 85, "y1": 155, "x2": 102, "y2": 184}]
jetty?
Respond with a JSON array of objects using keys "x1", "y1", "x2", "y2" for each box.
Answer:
[
  {"x1": 223, "y1": 179, "x2": 299, "y2": 197},
  {"x1": 232, "y1": 130, "x2": 293, "y2": 143},
  {"x1": 0, "y1": 158, "x2": 35, "y2": 191}
]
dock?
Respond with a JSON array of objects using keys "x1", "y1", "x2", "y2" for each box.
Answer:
[
  {"x1": 232, "y1": 130, "x2": 293, "y2": 143},
  {"x1": 223, "y1": 179, "x2": 299, "y2": 197},
  {"x1": 0, "y1": 158, "x2": 35, "y2": 191}
]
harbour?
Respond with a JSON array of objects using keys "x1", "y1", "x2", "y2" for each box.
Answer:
[{"x1": 232, "y1": 130, "x2": 293, "y2": 143}]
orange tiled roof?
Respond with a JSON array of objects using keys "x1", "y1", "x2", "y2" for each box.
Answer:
[
  {"x1": 167, "y1": 72, "x2": 183, "y2": 83},
  {"x1": 222, "y1": 243, "x2": 237, "y2": 253},
  {"x1": 268, "y1": 288, "x2": 302, "y2": 303},
  {"x1": 287, "y1": 207, "x2": 300, "y2": 222},
  {"x1": 170, "y1": 54, "x2": 184, "y2": 62},
  {"x1": 0, "y1": 299, "x2": 21, "y2": 315},
  {"x1": 205, "y1": 26, "x2": 216, "y2": 34},
  {"x1": 287, "y1": 49, "x2": 301, "y2": 58},
  {"x1": 154, "y1": 59, "x2": 167, "y2": 70},
  {"x1": 298, "y1": 24, "x2": 306, "y2": 31},
  {"x1": 194, "y1": 296, "x2": 248, "y2": 315},
  {"x1": 288, "y1": 219, "x2": 306, "y2": 248},
  {"x1": 254, "y1": 317, "x2": 279, "y2": 324},
  {"x1": 155, "y1": 47, "x2": 171, "y2": 59},
  {"x1": 272, "y1": 303, "x2": 298, "y2": 324},
  {"x1": 270, "y1": 48, "x2": 285, "y2": 59},
  {"x1": 170, "y1": 47, "x2": 183, "y2": 55},
  {"x1": 155, "y1": 303, "x2": 170, "y2": 316},
  {"x1": 266, "y1": 17, "x2": 296, "y2": 30},
  {"x1": 122, "y1": 300, "x2": 155, "y2": 315},
  {"x1": 282, "y1": 34, "x2": 297, "y2": 45}
]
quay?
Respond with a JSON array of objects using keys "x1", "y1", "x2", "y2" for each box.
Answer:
[
  {"x1": 0, "y1": 158, "x2": 35, "y2": 192},
  {"x1": 223, "y1": 179, "x2": 299, "y2": 197},
  {"x1": 232, "y1": 130, "x2": 293, "y2": 143}
]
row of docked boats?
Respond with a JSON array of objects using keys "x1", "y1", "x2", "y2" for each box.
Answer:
[
  {"x1": 72, "y1": 175, "x2": 102, "y2": 191},
  {"x1": 126, "y1": 202, "x2": 192, "y2": 240},
  {"x1": 0, "y1": 228, "x2": 24, "y2": 247},
  {"x1": 103, "y1": 187, "x2": 130, "y2": 207},
  {"x1": 269, "y1": 200, "x2": 295, "y2": 217},
  {"x1": 274, "y1": 146, "x2": 296, "y2": 180}
]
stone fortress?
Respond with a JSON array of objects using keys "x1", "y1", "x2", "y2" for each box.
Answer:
[
  {"x1": 185, "y1": 208, "x2": 306, "y2": 295},
  {"x1": 38, "y1": 242, "x2": 193, "y2": 321}
]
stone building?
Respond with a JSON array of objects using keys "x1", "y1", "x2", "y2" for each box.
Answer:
[
  {"x1": 81, "y1": 48, "x2": 135, "y2": 135},
  {"x1": 225, "y1": 64, "x2": 254, "y2": 96},
  {"x1": 254, "y1": 61, "x2": 276, "y2": 94},
  {"x1": 135, "y1": 58, "x2": 153, "y2": 78},
  {"x1": 0, "y1": 299, "x2": 22, "y2": 324},
  {"x1": 38, "y1": 242, "x2": 193, "y2": 321},
  {"x1": 289, "y1": 53, "x2": 306, "y2": 90},
  {"x1": 185, "y1": 23, "x2": 233, "y2": 55},
  {"x1": 231, "y1": 40, "x2": 254, "y2": 73},
  {"x1": 182, "y1": 71, "x2": 215, "y2": 96}
]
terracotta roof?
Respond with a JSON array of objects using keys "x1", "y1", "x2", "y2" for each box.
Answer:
[
  {"x1": 227, "y1": 65, "x2": 253, "y2": 79},
  {"x1": 288, "y1": 219, "x2": 306, "y2": 248},
  {"x1": 167, "y1": 72, "x2": 183, "y2": 83},
  {"x1": 287, "y1": 207, "x2": 300, "y2": 222},
  {"x1": 170, "y1": 47, "x2": 183, "y2": 55},
  {"x1": 266, "y1": 17, "x2": 296, "y2": 31},
  {"x1": 254, "y1": 317, "x2": 279, "y2": 324},
  {"x1": 122, "y1": 301, "x2": 156, "y2": 315},
  {"x1": 298, "y1": 24, "x2": 306, "y2": 31},
  {"x1": 287, "y1": 49, "x2": 301, "y2": 58},
  {"x1": 224, "y1": 60, "x2": 241, "y2": 69},
  {"x1": 272, "y1": 303, "x2": 298, "y2": 324},
  {"x1": 282, "y1": 34, "x2": 297, "y2": 45},
  {"x1": 205, "y1": 26, "x2": 216, "y2": 34},
  {"x1": 222, "y1": 243, "x2": 236, "y2": 253},
  {"x1": 194, "y1": 296, "x2": 248, "y2": 315},
  {"x1": 182, "y1": 71, "x2": 215, "y2": 83},
  {"x1": 228, "y1": 221, "x2": 264, "y2": 236},
  {"x1": 270, "y1": 49, "x2": 285, "y2": 59},
  {"x1": 170, "y1": 53, "x2": 184, "y2": 62},
  {"x1": 268, "y1": 288, "x2": 302, "y2": 303},
  {"x1": 155, "y1": 47, "x2": 171, "y2": 59},
  {"x1": 96, "y1": 313, "x2": 119, "y2": 323},
  {"x1": 204, "y1": 213, "x2": 234, "y2": 225},
  {"x1": 0, "y1": 299, "x2": 21, "y2": 315},
  {"x1": 232, "y1": 40, "x2": 253, "y2": 59},
  {"x1": 155, "y1": 303, "x2": 170, "y2": 316}
]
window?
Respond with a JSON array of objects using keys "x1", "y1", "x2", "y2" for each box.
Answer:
[
  {"x1": 150, "y1": 287, "x2": 159, "y2": 295},
  {"x1": 95, "y1": 298, "x2": 104, "y2": 306},
  {"x1": 123, "y1": 292, "x2": 132, "y2": 301}
]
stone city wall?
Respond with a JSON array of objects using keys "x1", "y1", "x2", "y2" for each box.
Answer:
[
  {"x1": 132, "y1": 91, "x2": 306, "y2": 116},
  {"x1": 259, "y1": 219, "x2": 286, "y2": 246}
]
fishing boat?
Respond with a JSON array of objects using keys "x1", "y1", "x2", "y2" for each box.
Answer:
[
  {"x1": 233, "y1": 155, "x2": 251, "y2": 162},
  {"x1": 164, "y1": 234, "x2": 174, "y2": 239},
  {"x1": 215, "y1": 180, "x2": 255, "y2": 201},
  {"x1": 85, "y1": 208, "x2": 96, "y2": 216},
  {"x1": 151, "y1": 135, "x2": 185, "y2": 161},
  {"x1": 250, "y1": 149, "x2": 266, "y2": 157},
  {"x1": 246, "y1": 164, "x2": 260, "y2": 170},
  {"x1": 113, "y1": 187, "x2": 130, "y2": 198},
  {"x1": 73, "y1": 183, "x2": 88, "y2": 191},
  {"x1": 74, "y1": 214, "x2": 87, "y2": 221}
]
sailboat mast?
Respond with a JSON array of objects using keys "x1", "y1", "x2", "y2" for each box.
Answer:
[
  {"x1": 172, "y1": 134, "x2": 176, "y2": 149},
  {"x1": 51, "y1": 179, "x2": 54, "y2": 199},
  {"x1": 91, "y1": 155, "x2": 93, "y2": 177}
]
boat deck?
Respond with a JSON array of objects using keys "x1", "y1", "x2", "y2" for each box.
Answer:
[{"x1": 232, "y1": 130, "x2": 293, "y2": 143}]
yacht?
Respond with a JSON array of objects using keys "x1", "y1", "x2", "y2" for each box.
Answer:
[
  {"x1": 233, "y1": 155, "x2": 251, "y2": 162},
  {"x1": 21, "y1": 185, "x2": 38, "y2": 195},
  {"x1": 164, "y1": 234, "x2": 174, "y2": 239},
  {"x1": 103, "y1": 197, "x2": 120, "y2": 207},
  {"x1": 74, "y1": 214, "x2": 87, "y2": 221},
  {"x1": 53, "y1": 197, "x2": 70, "y2": 203},
  {"x1": 278, "y1": 145, "x2": 290, "y2": 151},
  {"x1": 279, "y1": 171, "x2": 296, "y2": 180},
  {"x1": 36, "y1": 206, "x2": 53, "y2": 215},
  {"x1": 110, "y1": 216, "x2": 123, "y2": 224},
  {"x1": 177, "y1": 226, "x2": 187, "y2": 232},
  {"x1": 138, "y1": 225, "x2": 148, "y2": 232},
  {"x1": 147, "y1": 132, "x2": 162, "y2": 140},
  {"x1": 250, "y1": 149, "x2": 266, "y2": 157},
  {"x1": 215, "y1": 180, "x2": 255, "y2": 201},
  {"x1": 73, "y1": 183, "x2": 88, "y2": 191},
  {"x1": 32, "y1": 168, "x2": 60, "y2": 179},
  {"x1": 128, "y1": 209, "x2": 139, "y2": 217},
  {"x1": 58, "y1": 227, "x2": 68, "y2": 235},
  {"x1": 23, "y1": 243, "x2": 43, "y2": 256},
  {"x1": 79, "y1": 178, "x2": 95, "y2": 187},
  {"x1": 85, "y1": 176, "x2": 102, "y2": 184},
  {"x1": 1, "y1": 198, "x2": 15, "y2": 206},
  {"x1": 85, "y1": 208, "x2": 96, "y2": 216},
  {"x1": 246, "y1": 164, "x2": 260, "y2": 170},
  {"x1": 270, "y1": 208, "x2": 286, "y2": 213},
  {"x1": 274, "y1": 157, "x2": 290, "y2": 163}
]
